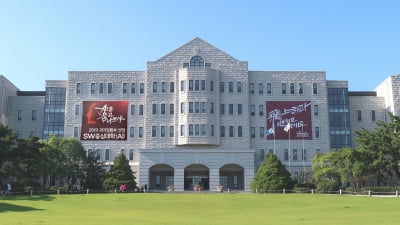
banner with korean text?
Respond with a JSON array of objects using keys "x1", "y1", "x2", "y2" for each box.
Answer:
[
  {"x1": 266, "y1": 101, "x2": 312, "y2": 140},
  {"x1": 81, "y1": 101, "x2": 128, "y2": 140}
]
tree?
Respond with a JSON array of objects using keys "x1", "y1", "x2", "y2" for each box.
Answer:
[
  {"x1": 251, "y1": 153, "x2": 293, "y2": 192},
  {"x1": 81, "y1": 151, "x2": 106, "y2": 190},
  {"x1": 0, "y1": 124, "x2": 18, "y2": 185},
  {"x1": 103, "y1": 153, "x2": 136, "y2": 191}
]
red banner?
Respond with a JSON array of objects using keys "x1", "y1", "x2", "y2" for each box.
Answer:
[
  {"x1": 266, "y1": 101, "x2": 312, "y2": 140},
  {"x1": 81, "y1": 101, "x2": 128, "y2": 140}
]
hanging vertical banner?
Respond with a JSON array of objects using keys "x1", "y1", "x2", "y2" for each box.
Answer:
[
  {"x1": 266, "y1": 101, "x2": 313, "y2": 140},
  {"x1": 81, "y1": 101, "x2": 128, "y2": 140}
]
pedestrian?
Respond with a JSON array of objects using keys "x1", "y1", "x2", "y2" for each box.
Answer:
[
  {"x1": 4, "y1": 183, "x2": 11, "y2": 196},
  {"x1": 144, "y1": 184, "x2": 147, "y2": 193}
]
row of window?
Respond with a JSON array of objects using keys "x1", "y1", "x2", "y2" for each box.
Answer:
[
  {"x1": 76, "y1": 82, "x2": 147, "y2": 95},
  {"x1": 17, "y1": 110, "x2": 37, "y2": 121},
  {"x1": 356, "y1": 110, "x2": 376, "y2": 121},
  {"x1": 87, "y1": 149, "x2": 136, "y2": 161}
]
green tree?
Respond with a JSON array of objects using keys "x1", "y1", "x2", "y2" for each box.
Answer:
[
  {"x1": 251, "y1": 153, "x2": 293, "y2": 192},
  {"x1": 0, "y1": 124, "x2": 18, "y2": 184},
  {"x1": 81, "y1": 151, "x2": 106, "y2": 190},
  {"x1": 103, "y1": 153, "x2": 136, "y2": 191}
]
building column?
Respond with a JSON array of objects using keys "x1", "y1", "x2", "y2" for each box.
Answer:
[
  {"x1": 244, "y1": 167, "x2": 254, "y2": 192},
  {"x1": 174, "y1": 167, "x2": 184, "y2": 191},
  {"x1": 209, "y1": 167, "x2": 220, "y2": 192}
]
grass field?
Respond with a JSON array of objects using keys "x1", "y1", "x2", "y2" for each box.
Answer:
[{"x1": 1, "y1": 193, "x2": 399, "y2": 225}]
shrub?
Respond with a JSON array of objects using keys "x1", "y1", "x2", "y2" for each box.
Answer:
[{"x1": 316, "y1": 180, "x2": 340, "y2": 192}]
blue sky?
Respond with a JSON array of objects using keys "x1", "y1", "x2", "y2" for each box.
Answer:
[{"x1": 1, "y1": 0, "x2": 399, "y2": 91}]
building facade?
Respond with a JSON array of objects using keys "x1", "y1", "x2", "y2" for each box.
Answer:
[{"x1": 1, "y1": 38, "x2": 398, "y2": 191}]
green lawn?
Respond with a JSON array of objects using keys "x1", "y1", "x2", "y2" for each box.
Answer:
[{"x1": 1, "y1": 193, "x2": 399, "y2": 225}]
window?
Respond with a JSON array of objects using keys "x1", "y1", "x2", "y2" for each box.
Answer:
[
  {"x1": 201, "y1": 80, "x2": 206, "y2": 91},
  {"x1": 189, "y1": 80, "x2": 193, "y2": 91},
  {"x1": 316, "y1": 149, "x2": 321, "y2": 154},
  {"x1": 195, "y1": 80, "x2": 199, "y2": 91},
  {"x1": 237, "y1": 82, "x2": 242, "y2": 93},
  {"x1": 121, "y1": 149, "x2": 125, "y2": 156},
  {"x1": 99, "y1": 83, "x2": 104, "y2": 94},
  {"x1": 298, "y1": 83, "x2": 303, "y2": 94},
  {"x1": 153, "y1": 82, "x2": 158, "y2": 93},
  {"x1": 269, "y1": 149, "x2": 274, "y2": 154},
  {"x1": 139, "y1": 105, "x2": 144, "y2": 115},
  {"x1": 170, "y1": 126, "x2": 174, "y2": 137},
  {"x1": 17, "y1": 110, "x2": 22, "y2": 120},
  {"x1": 238, "y1": 126, "x2": 243, "y2": 137},
  {"x1": 170, "y1": 104, "x2": 174, "y2": 115},
  {"x1": 313, "y1": 83, "x2": 318, "y2": 94},
  {"x1": 195, "y1": 124, "x2": 200, "y2": 136},
  {"x1": 284, "y1": 149, "x2": 289, "y2": 161},
  {"x1": 210, "y1": 81, "x2": 214, "y2": 91},
  {"x1": 130, "y1": 104, "x2": 135, "y2": 115},
  {"x1": 108, "y1": 83, "x2": 113, "y2": 94},
  {"x1": 282, "y1": 83, "x2": 287, "y2": 94},
  {"x1": 190, "y1": 56, "x2": 204, "y2": 68},
  {"x1": 76, "y1": 83, "x2": 81, "y2": 94},
  {"x1": 130, "y1": 127, "x2": 134, "y2": 138},
  {"x1": 123, "y1": 83, "x2": 128, "y2": 94},
  {"x1": 161, "y1": 126, "x2": 166, "y2": 137},
  {"x1": 314, "y1": 105, "x2": 319, "y2": 116},
  {"x1": 259, "y1": 149, "x2": 265, "y2": 160},
  {"x1": 220, "y1": 82, "x2": 224, "y2": 93},
  {"x1": 260, "y1": 127, "x2": 264, "y2": 138},
  {"x1": 140, "y1": 83, "x2": 144, "y2": 94},
  {"x1": 139, "y1": 127, "x2": 143, "y2": 138},
  {"x1": 201, "y1": 102, "x2": 206, "y2": 113},
  {"x1": 180, "y1": 125, "x2": 185, "y2": 136},
  {"x1": 131, "y1": 83, "x2": 136, "y2": 94},
  {"x1": 161, "y1": 104, "x2": 166, "y2": 115},
  {"x1": 162, "y1": 82, "x2": 166, "y2": 93},
  {"x1": 210, "y1": 102, "x2": 214, "y2": 114},
  {"x1": 195, "y1": 102, "x2": 200, "y2": 113},
  {"x1": 290, "y1": 83, "x2": 295, "y2": 94},
  {"x1": 229, "y1": 126, "x2": 234, "y2": 137},
  {"x1": 250, "y1": 105, "x2": 255, "y2": 116},
  {"x1": 181, "y1": 80, "x2": 185, "y2": 91},
  {"x1": 250, "y1": 83, "x2": 255, "y2": 94},
  {"x1": 220, "y1": 126, "x2": 225, "y2": 137},
  {"x1": 32, "y1": 110, "x2": 37, "y2": 121},
  {"x1": 302, "y1": 149, "x2": 307, "y2": 161},
  {"x1": 371, "y1": 110, "x2": 376, "y2": 121},
  {"x1": 211, "y1": 125, "x2": 214, "y2": 136},
  {"x1": 229, "y1": 82, "x2": 233, "y2": 93},
  {"x1": 229, "y1": 104, "x2": 234, "y2": 115},
  {"x1": 152, "y1": 126, "x2": 157, "y2": 137},
  {"x1": 220, "y1": 104, "x2": 225, "y2": 115},
  {"x1": 205, "y1": 63, "x2": 211, "y2": 68},
  {"x1": 189, "y1": 102, "x2": 194, "y2": 113},
  {"x1": 238, "y1": 104, "x2": 242, "y2": 115},
  {"x1": 91, "y1": 83, "x2": 96, "y2": 94},
  {"x1": 105, "y1": 149, "x2": 110, "y2": 161},
  {"x1": 251, "y1": 127, "x2": 255, "y2": 138},
  {"x1": 74, "y1": 127, "x2": 79, "y2": 138},
  {"x1": 183, "y1": 63, "x2": 189, "y2": 68},
  {"x1": 189, "y1": 124, "x2": 194, "y2": 136},
  {"x1": 315, "y1": 127, "x2": 320, "y2": 138},
  {"x1": 259, "y1": 83, "x2": 263, "y2": 94},
  {"x1": 357, "y1": 110, "x2": 362, "y2": 121},
  {"x1": 152, "y1": 104, "x2": 157, "y2": 115},
  {"x1": 129, "y1": 149, "x2": 134, "y2": 160},
  {"x1": 259, "y1": 105, "x2": 264, "y2": 116},
  {"x1": 170, "y1": 82, "x2": 175, "y2": 92},
  {"x1": 201, "y1": 124, "x2": 206, "y2": 136},
  {"x1": 181, "y1": 102, "x2": 185, "y2": 114},
  {"x1": 267, "y1": 83, "x2": 272, "y2": 94},
  {"x1": 293, "y1": 149, "x2": 298, "y2": 161},
  {"x1": 75, "y1": 104, "x2": 80, "y2": 116}
]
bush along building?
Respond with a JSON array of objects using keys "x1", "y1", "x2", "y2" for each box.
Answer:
[{"x1": 1, "y1": 38, "x2": 396, "y2": 191}]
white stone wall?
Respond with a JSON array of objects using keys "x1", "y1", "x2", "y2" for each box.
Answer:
[
  {"x1": 375, "y1": 75, "x2": 400, "y2": 116},
  {"x1": 0, "y1": 75, "x2": 19, "y2": 124}
]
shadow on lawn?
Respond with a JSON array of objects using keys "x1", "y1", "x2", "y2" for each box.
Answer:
[{"x1": 0, "y1": 202, "x2": 44, "y2": 213}]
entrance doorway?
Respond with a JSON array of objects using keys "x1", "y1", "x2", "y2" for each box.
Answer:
[
  {"x1": 149, "y1": 164, "x2": 174, "y2": 191},
  {"x1": 184, "y1": 164, "x2": 209, "y2": 191}
]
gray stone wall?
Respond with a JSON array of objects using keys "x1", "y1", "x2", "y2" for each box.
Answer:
[{"x1": 0, "y1": 75, "x2": 19, "y2": 124}]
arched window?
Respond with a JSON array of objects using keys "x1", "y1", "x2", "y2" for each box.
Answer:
[{"x1": 190, "y1": 56, "x2": 204, "y2": 68}]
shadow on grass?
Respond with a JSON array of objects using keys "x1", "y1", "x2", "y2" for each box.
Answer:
[
  {"x1": 0, "y1": 202, "x2": 44, "y2": 213},
  {"x1": 1, "y1": 195, "x2": 55, "y2": 201}
]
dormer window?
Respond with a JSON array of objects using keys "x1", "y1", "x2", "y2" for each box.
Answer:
[{"x1": 190, "y1": 56, "x2": 204, "y2": 68}]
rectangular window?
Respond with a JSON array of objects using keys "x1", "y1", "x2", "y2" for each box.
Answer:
[
  {"x1": 229, "y1": 126, "x2": 234, "y2": 137},
  {"x1": 210, "y1": 102, "x2": 214, "y2": 114},
  {"x1": 99, "y1": 83, "x2": 104, "y2": 94},
  {"x1": 315, "y1": 126, "x2": 320, "y2": 138},
  {"x1": 238, "y1": 126, "x2": 242, "y2": 137},
  {"x1": 180, "y1": 125, "x2": 185, "y2": 136},
  {"x1": 170, "y1": 126, "x2": 174, "y2": 137},
  {"x1": 139, "y1": 127, "x2": 143, "y2": 138},
  {"x1": 259, "y1": 83, "x2": 263, "y2": 94},
  {"x1": 139, "y1": 105, "x2": 144, "y2": 115},
  {"x1": 130, "y1": 127, "x2": 134, "y2": 138},
  {"x1": 201, "y1": 80, "x2": 206, "y2": 91},
  {"x1": 91, "y1": 83, "x2": 96, "y2": 94},
  {"x1": 220, "y1": 126, "x2": 225, "y2": 137},
  {"x1": 152, "y1": 104, "x2": 157, "y2": 115},
  {"x1": 211, "y1": 125, "x2": 214, "y2": 136},
  {"x1": 251, "y1": 127, "x2": 256, "y2": 138},
  {"x1": 201, "y1": 102, "x2": 206, "y2": 113},
  {"x1": 189, "y1": 80, "x2": 193, "y2": 91},
  {"x1": 238, "y1": 104, "x2": 242, "y2": 115},
  {"x1": 269, "y1": 149, "x2": 274, "y2": 154},
  {"x1": 267, "y1": 83, "x2": 272, "y2": 94},
  {"x1": 129, "y1": 149, "x2": 134, "y2": 160},
  {"x1": 302, "y1": 149, "x2": 307, "y2": 161},
  {"x1": 210, "y1": 81, "x2": 214, "y2": 91},
  {"x1": 314, "y1": 105, "x2": 319, "y2": 116},
  {"x1": 189, "y1": 102, "x2": 194, "y2": 113},
  {"x1": 152, "y1": 126, "x2": 157, "y2": 137},
  {"x1": 290, "y1": 83, "x2": 295, "y2": 94},
  {"x1": 140, "y1": 83, "x2": 144, "y2": 94},
  {"x1": 32, "y1": 110, "x2": 37, "y2": 121},
  {"x1": 183, "y1": 63, "x2": 189, "y2": 68},
  {"x1": 298, "y1": 83, "x2": 303, "y2": 94},
  {"x1": 371, "y1": 110, "x2": 376, "y2": 121},
  {"x1": 250, "y1": 83, "x2": 254, "y2": 94},
  {"x1": 293, "y1": 149, "x2": 298, "y2": 161},
  {"x1": 220, "y1": 104, "x2": 225, "y2": 115},
  {"x1": 162, "y1": 82, "x2": 166, "y2": 93},
  {"x1": 161, "y1": 126, "x2": 166, "y2": 137},
  {"x1": 170, "y1": 82, "x2": 175, "y2": 92},
  {"x1": 357, "y1": 110, "x2": 362, "y2": 121},
  {"x1": 153, "y1": 82, "x2": 158, "y2": 93},
  {"x1": 181, "y1": 102, "x2": 185, "y2": 114},
  {"x1": 105, "y1": 149, "x2": 110, "y2": 161},
  {"x1": 130, "y1": 104, "x2": 135, "y2": 116},
  {"x1": 250, "y1": 105, "x2": 255, "y2": 116},
  {"x1": 107, "y1": 83, "x2": 113, "y2": 94},
  {"x1": 75, "y1": 104, "x2": 80, "y2": 116},
  {"x1": 313, "y1": 83, "x2": 318, "y2": 94},
  {"x1": 181, "y1": 80, "x2": 185, "y2": 91},
  {"x1": 229, "y1": 82, "x2": 233, "y2": 93},
  {"x1": 131, "y1": 83, "x2": 136, "y2": 94},
  {"x1": 259, "y1": 105, "x2": 264, "y2": 116},
  {"x1": 220, "y1": 82, "x2": 224, "y2": 93},
  {"x1": 74, "y1": 127, "x2": 79, "y2": 138},
  {"x1": 260, "y1": 127, "x2": 264, "y2": 138},
  {"x1": 190, "y1": 124, "x2": 195, "y2": 136},
  {"x1": 282, "y1": 83, "x2": 287, "y2": 94},
  {"x1": 161, "y1": 104, "x2": 166, "y2": 115},
  {"x1": 17, "y1": 110, "x2": 22, "y2": 120},
  {"x1": 195, "y1": 102, "x2": 200, "y2": 113},
  {"x1": 284, "y1": 149, "x2": 289, "y2": 161},
  {"x1": 76, "y1": 83, "x2": 81, "y2": 94},
  {"x1": 170, "y1": 104, "x2": 174, "y2": 115},
  {"x1": 123, "y1": 83, "x2": 128, "y2": 94},
  {"x1": 237, "y1": 82, "x2": 242, "y2": 93},
  {"x1": 260, "y1": 149, "x2": 265, "y2": 161},
  {"x1": 195, "y1": 80, "x2": 199, "y2": 91},
  {"x1": 195, "y1": 124, "x2": 200, "y2": 136},
  {"x1": 229, "y1": 104, "x2": 234, "y2": 115},
  {"x1": 201, "y1": 124, "x2": 206, "y2": 136}
]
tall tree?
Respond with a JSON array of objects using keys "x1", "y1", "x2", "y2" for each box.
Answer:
[
  {"x1": 81, "y1": 151, "x2": 106, "y2": 189},
  {"x1": 103, "y1": 153, "x2": 136, "y2": 191},
  {"x1": 251, "y1": 153, "x2": 293, "y2": 192},
  {"x1": 0, "y1": 124, "x2": 18, "y2": 185}
]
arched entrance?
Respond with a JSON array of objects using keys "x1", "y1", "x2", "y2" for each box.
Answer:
[
  {"x1": 149, "y1": 164, "x2": 174, "y2": 191},
  {"x1": 184, "y1": 164, "x2": 209, "y2": 191},
  {"x1": 219, "y1": 164, "x2": 244, "y2": 190}
]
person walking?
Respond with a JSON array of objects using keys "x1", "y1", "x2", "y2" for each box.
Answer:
[{"x1": 4, "y1": 183, "x2": 11, "y2": 196}]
